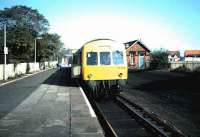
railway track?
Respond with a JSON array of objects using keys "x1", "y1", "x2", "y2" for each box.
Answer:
[{"x1": 91, "y1": 94, "x2": 186, "y2": 137}]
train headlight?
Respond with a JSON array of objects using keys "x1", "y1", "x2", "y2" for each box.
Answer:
[
  {"x1": 88, "y1": 73, "x2": 93, "y2": 79},
  {"x1": 118, "y1": 73, "x2": 123, "y2": 77}
]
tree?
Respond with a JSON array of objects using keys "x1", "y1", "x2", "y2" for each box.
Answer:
[
  {"x1": 0, "y1": 5, "x2": 49, "y2": 34},
  {"x1": 150, "y1": 48, "x2": 169, "y2": 69},
  {"x1": 37, "y1": 33, "x2": 63, "y2": 62},
  {"x1": 0, "y1": 5, "x2": 49, "y2": 63}
]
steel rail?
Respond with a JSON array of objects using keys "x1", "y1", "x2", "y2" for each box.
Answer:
[
  {"x1": 115, "y1": 94, "x2": 187, "y2": 137},
  {"x1": 91, "y1": 100, "x2": 118, "y2": 137}
]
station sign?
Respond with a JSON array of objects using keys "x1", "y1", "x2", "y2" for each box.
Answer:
[{"x1": 4, "y1": 47, "x2": 8, "y2": 54}]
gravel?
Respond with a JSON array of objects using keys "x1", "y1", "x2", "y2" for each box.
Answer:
[{"x1": 122, "y1": 70, "x2": 200, "y2": 137}]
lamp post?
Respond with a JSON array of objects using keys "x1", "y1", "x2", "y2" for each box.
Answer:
[
  {"x1": 2, "y1": 20, "x2": 16, "y2": 80},
  {"x1": 34, "y1": 37, "x2": 42, "y2": 63},
  {"x1": 3, "y1": 24, "x2": 8, "y2": 80}
]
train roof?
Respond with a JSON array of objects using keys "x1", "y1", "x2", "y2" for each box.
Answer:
[
  {"x1": 83, "y1": 38, "x2": 114, "y2": 45},
  {"x1": 82, "y1": 38, "x2": 125, "y2": 51}
]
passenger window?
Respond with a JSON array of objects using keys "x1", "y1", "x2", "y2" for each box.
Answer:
[
  {"x1": 112, "y1": 51, "x2": 124, "y2": 65},
  {"x1": 100, "y1": 52, "x2": 111, "y2": 65},
  {"x1": 87, "y1": 52, "x2": 97, "y2": 65}
]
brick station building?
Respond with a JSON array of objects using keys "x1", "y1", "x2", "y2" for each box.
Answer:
[{"x1": 124, "y1": 40, "x2": 151, "y2": 69}]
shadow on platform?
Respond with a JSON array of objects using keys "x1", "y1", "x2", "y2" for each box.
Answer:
[{"x1": 43, "y1": 67, "x2": 78, "y2": 87}]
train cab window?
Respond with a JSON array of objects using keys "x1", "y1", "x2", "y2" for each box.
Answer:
[
  {"x1": 87, "y1": 52, "x2": 97, "y2": 65},
  {"x1": 100, "y1": 52, "x2": 111, "y2": 65},
  {"x1": 112, "y1": 51, "x2": 124, "y2": 65}
]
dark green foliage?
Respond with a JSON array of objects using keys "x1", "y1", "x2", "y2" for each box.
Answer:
[
  {"x1": 37, "y1": 33, "x2": 63, "y2": 62},
  {"x1": 6, "y1": 26, "x2": 35, "y2": 62},
  {"x1": 0, "y1": 5, "x2": 49, "y2": 34},
  {"x1": 150, "y1": 49, "x2": 169, "y2": 69},
  {"x1": 171, "y1": 65, "x2": 200, "y2": 75},
  {"x1": 0, "y1": 5, "x2": 62, "y2": 63},
  {"x1": 172, "y1": 65, "x2": 190, "y2": 73},
  {"x1": 194, "y1": 66, "x2": 200, "y2": 73}
]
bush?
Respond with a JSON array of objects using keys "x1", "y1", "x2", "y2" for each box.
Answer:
[
  {"x1": 172, "y1": 65, "x2": 190, "y2": 73},
  {"x1": 150, "y1": 49, "x2": 169, "y2": 70},
  {"x1": 194, "y1": 66, "x2": 200, "y2": 73},
  {"x1": 172, "y1": 65, "x2": 200, "y2": 75}
]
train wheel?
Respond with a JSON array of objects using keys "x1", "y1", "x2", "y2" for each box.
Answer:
[
  {"x1": 91, "y1": 87, "x2": 98, "y2": 99},
  {"x1": 113, "y1": 90, "x2": 120, "y2": 96},
  {"x1": 93, "y1": 87, "x2": 95, "y2": 99},
  {"x1": 99, "y1": 86, "x2": 105, "y2": 98},
  {"x1": 94, "y1": 87, "x2": 99, "y2": 99},
  {"x1": 98, "y1": 86, "x2": 103, "y2": 99},
  {"x1": 89, "y1": 87, "x2": 94, "y2": 99}
]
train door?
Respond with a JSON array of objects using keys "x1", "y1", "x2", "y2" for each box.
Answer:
[{"x1": 71, "y1": 53, "x2": 81, "y2": 78}]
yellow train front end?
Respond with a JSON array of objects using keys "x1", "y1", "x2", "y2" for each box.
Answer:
[{"x1": 81, "y1": 39, "x2": 128, "y2": 98}]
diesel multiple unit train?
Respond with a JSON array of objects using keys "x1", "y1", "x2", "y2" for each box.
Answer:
[{"x1": 71, "y1": 39, "x2": 128, "y2": 98}]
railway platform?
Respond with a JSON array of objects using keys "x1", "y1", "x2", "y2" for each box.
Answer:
[{"x1": 0, "y1": 68, "x2": 104, "y2": 137}]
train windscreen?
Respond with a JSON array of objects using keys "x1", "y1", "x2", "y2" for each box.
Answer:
[
  {"x1": 100, "y1": 52, "x2": 111, "y2": 65},
  {"x1": 112, "y1": 51, "x2": 124, "y2": 65},
  {"x1": 87, "y1": 52, "x2": 98, "y2": 65}
]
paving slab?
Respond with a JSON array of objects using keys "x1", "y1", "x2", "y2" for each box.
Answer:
[
  {"x1": 70, "y1": 86, "x2": 104, "y2": 136},
  {"x1": 0, "y1": 69, "x2": 104, "y2": 137}
]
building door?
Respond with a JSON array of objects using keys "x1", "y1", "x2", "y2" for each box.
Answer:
[{"x1": 139, "y1": 52, "x2": 145, "y2": 69}]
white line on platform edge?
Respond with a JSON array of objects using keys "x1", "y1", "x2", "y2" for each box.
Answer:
[{"x1": 78, "y1": 86, "x2": 96, "y2": 118}]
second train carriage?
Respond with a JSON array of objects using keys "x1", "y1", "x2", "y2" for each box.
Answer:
[{"x1": 72, "y1": 39, "x2": 128, "y2": 98}]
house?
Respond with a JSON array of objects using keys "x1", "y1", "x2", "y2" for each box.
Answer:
[
  {"x1": 124, "y1": 40, "x2": 151, "y2": 69},
  {"x1": 184, "y1": 50, "x2": 200, "y2": 61},
  {"x1": 167, "y1": 51, "x2": 180, "y2": 62}
]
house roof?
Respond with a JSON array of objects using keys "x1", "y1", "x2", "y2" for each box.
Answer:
[
  {"x1": 124, "y1": 40, "x2": 151, "y2": 52},
  {"x1": 167, "y1": 51, "x2": 180, "y2": 57},
  {"x1": 185, "y1": 50, "x2": 200, "y2": 57}
]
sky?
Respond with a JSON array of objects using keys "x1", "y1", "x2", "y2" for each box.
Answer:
[{"x1": 0, "y1": 0, "x2": 200, "y2": 55}]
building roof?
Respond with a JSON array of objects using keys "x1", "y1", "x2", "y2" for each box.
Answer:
[
  {"x1": 184, "y1": 50, "x2": 200, "y2": 57},
  {"x1": 167, "y1": 51, "x2": 180, "y2": 57},
  {"x1": 124, "y1": 40, "x2": 151, "y2": 52}
]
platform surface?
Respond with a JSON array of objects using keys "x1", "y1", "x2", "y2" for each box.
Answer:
[{"x1": 0, "y1": 68, "x2": 104, "y2": 137}]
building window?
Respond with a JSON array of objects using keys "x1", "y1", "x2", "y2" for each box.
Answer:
[
  {"x1": 130, "y1": 51, "x2": 135, "y2": 65},
  {"x1": 138, "y1": 51, "x2": 145, "y2": 56}
]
